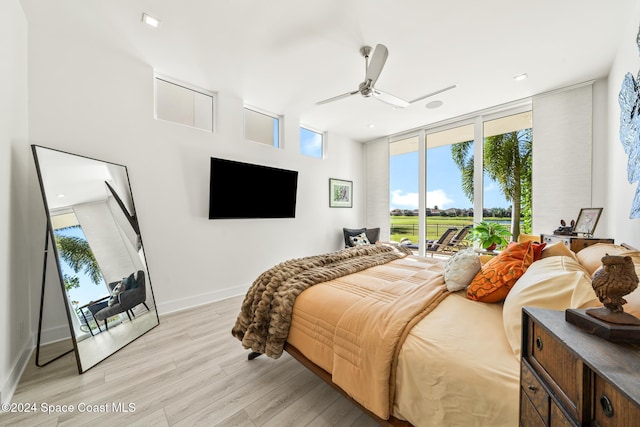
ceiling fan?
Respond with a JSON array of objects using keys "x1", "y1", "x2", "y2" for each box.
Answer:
[{"x1": 316, "y1": 44, "x2": 411, "y2": 108}]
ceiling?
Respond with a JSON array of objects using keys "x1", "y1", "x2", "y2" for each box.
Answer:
[{"x1": 22, "y1": 0, "x2": 639, "y2": 142}]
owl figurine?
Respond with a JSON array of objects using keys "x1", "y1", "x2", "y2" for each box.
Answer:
[{"x1": 591, "y1": 254, "x2": 639, "y2": 314}]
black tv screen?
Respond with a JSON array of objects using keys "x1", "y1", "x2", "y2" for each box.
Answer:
[{"x1": 209, "y1": 157, "x2": 298, "y2": 219}]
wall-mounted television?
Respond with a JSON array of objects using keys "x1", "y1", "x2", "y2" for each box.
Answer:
[{"x1": 209, "y1": 157, "x2": 298, "y2": 219}]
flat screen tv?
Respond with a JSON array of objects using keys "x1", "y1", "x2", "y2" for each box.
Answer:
[{"x1": 209, "y1": 157, "x2": 298, "y2": 219}]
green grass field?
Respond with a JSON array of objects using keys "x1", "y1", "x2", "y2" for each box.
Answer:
[{"x1": 390, "y1": 216, "x2": 509, "y2": 244}]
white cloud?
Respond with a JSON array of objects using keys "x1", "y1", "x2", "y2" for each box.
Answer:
[
  {"x1": 391, "y1": 189, "x2": 418, "y2": 209},
  {"x1": 391, "y1": 189, "x2": 454, "y2": 210},
  {"x1": 426, "y1": 189, "x2": 454, "y2": 209}
]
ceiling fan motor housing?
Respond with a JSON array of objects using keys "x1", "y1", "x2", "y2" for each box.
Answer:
[{"x1": 359, "y1": 81, "x2": 374, "y2": 97}]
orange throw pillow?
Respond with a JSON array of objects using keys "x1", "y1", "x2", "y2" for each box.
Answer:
[
  {"x1": 467, "y1": 241, "x2": 535, "y2": 303},
  {"x1": 532, "y1": 242, "x2": 547, "y2": 261}
]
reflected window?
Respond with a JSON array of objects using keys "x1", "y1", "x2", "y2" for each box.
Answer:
[
  {"x1": 52, "y1": 212, "x2": 107, "y2": 334},
  {"x1": 244, "y1": 107, "x2": 281, "y2": 148},
  {"x1": 300, "y1": 126, "x2": 324, "y2": 159},
  {"x1": 155, "y1": 74, "x2": 215, "y2": 132}
]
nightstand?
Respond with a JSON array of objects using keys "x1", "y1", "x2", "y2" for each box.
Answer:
[
  {"x1": 520, "y1": 307, "x2": 640, "y2": 426},
  {"x1": 540, "y1": 234, "x2": 614, "y2": 253}
]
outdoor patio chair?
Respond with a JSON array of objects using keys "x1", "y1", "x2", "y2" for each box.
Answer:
[
  {"x1": 402, "y1": 227, "x2": 459, "y2": 256},
  {"x1": 442, "y1": 225, "x2": 472, "y2": 253}
]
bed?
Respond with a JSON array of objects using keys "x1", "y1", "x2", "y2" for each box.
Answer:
[{"x1": 232, "y1": 241, "x2": 640, "y2": 426}]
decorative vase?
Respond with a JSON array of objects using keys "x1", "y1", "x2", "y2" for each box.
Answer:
[{"x1": 485, "y1": 243, "x2": 497, "y2": 252}]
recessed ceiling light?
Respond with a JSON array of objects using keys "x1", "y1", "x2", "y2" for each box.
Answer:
[
  {"x1": 425, "y1": 100, "x2": 443, "y2": 109},
  {"x1": 142, "y1": 13, "x2": 161, "y2": 28},
  {"x1": 57, "y1": 194, "x2": 65, "y2": 198},
  {"x1": 514, "y1": 73, "x2": 528, "y2": 81},
  {"x1": 367, "y1": 124, "x2": 375, "y2": 128}
]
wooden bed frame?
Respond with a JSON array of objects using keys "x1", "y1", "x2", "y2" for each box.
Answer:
[
  {"x1": 248, "y1": 344, "x2": 412, "y2": 426},
  {"x1": 284, "y1": 343, "x2": 412, "y2": 427}
]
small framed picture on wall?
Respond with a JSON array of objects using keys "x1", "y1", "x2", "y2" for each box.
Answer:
[{"x1": 329, "y1": 178, "x2": 352, "y2": 208}]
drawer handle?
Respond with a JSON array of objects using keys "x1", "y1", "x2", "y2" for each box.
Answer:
[
  {"x1": 535, "y1": 336, "x2": 543, "y2": 351},
  {"x1": 600, "y1": 395, "x2": 614, "y2": 418},
  {"x1": 527, "y1": 384, "x2": 537, "y2": 393}
]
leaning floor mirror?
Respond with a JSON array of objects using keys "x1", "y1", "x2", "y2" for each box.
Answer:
[{"x1": 32, "y1": 145, "x2": 159, "y2": 373}]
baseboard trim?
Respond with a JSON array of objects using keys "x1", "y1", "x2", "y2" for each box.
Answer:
[
  {"x1": 39, "y1": 323, "x2": 71, "y2": 345},
  {"x1": 156, "y1": 284, "x2": 246, "y2": 315},
  {"x1": 1, "y1": 335, "x2": 34, "y2": 404}
]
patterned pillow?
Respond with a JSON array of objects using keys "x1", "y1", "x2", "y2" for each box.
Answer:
[
  {"x1": 443, "y1": 249, "x2": 482, "y2": 292},
  {"x1": 467, "y1": 241, "x2": 535, "y2": 303},
  {"x1": 349, "y1": 232, "x2": 371, "y2": 246},
  {"x1": 343, "y1": 227, "x2": 366, "y2": 247},
  {"x1": 108, "y1": 282, "x2": 126, "y2": 306}
]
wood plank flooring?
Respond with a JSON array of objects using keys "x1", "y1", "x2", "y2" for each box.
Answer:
[{"x1": 2, "y1": 296, "x2": 378, "y2": 426}]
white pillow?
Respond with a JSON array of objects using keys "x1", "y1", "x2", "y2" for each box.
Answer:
[
  {"x1": 502, "y1": 256, "x2": 595, "y2": 358},
  {"x1": 443, "y1": 249, "x2": 482, "y2": 292}
]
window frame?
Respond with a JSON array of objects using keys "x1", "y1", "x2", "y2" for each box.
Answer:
[
  {"x1": 153, "y1": 72, "x2": 217, "y2": 132},
  {"x1": 388, "y1": 100, "x2": 532, "y2": 255},
  {"x1": 243, "y1": 105, "x2": 283, "y2": 149},
  {"x1": 299, "y1": 124, "x2": 326, "y2": 159}
]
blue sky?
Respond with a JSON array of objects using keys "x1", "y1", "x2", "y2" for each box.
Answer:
[
  {"x1": 300, "y1": 127, "x2": 323, "y2": 158},
  {"x1": 390, "y1": 144, "x2": 509, "y2": 210},
  {"x1": 55, "y1": 227, "x2": 109, "y2": 308}
]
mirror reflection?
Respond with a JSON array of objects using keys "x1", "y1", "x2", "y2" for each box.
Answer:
[{"x1": 32, "y1": 145, "x2": 159, "y2": 373}]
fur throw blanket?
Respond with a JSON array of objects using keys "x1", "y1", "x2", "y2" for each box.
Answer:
[{"x1": 231, "y1": 243, "x2": 413, "y2": 358}]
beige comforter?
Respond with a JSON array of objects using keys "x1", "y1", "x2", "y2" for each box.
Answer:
[
  {"x1": 231, "y1": 243, "x2": 413, "y2": 358},
  {"x1": 288, "y1": 255, "x2": 520, "y2": 426},
  {"x1": 287, "y1": 255, "x2": 449, "y2": 419},
  {"x1": 235, "y1": 248, "x2": 520, "y2": 425}
]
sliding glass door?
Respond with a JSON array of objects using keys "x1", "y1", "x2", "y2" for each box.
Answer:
[{"x1": 389, "y1": 106, "x2": 532, "y2": 252}]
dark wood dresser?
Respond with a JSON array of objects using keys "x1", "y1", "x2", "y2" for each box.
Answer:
[
  {"x1": 540, "y1": 234, "x2": 614, "y2": 253},
  {"x1": 520, "y1": 307, "x2": 640, "y2": 426}
]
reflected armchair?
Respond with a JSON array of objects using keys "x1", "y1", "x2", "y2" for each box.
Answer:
[{"x1": 89, "y1": 270, "x2": 149, "y2": 331}]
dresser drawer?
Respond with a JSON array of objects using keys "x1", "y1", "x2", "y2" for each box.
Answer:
[
  {"x1": 542, "y1": 234, "x2": 570, "y2": 247},
  {"x1": 521, "y1": 361, "x2": 550, "y2": 422},
  {"x1": 520, "y1": 392, "x2": 546, "y2": 427},
  {"x1": 528, "y1": 320, "x2": 584, "y2": 420},
  {"x1": 520, "y1": 308, "x2": 640, "y2": 427},
  {"x1": 593, "y1": 375, "x2": 640, "y2": 427},
  {"x1": 550, "y1": 400, "x2": 575, "y2": 427}
]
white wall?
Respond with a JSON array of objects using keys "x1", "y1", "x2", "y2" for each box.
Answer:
[
  {"x1": 606, "y1": 7, "x2": 640, "y2": 249},
  {"x1": 0, "y1": 0, "x2": 31, "y2": 404},
  {"x1": 23, "y1": 4, "x2": 364, "y2": 324}
]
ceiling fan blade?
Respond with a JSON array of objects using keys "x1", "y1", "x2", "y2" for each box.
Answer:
[
  {"x1": 409, "y1": 84, "x2": 458, "y2": 104},
  {"x1": 316, "y1": 90, "x2": 359, "y2": 105},
  {"x1": 373, "y1": 89, "x2": 409, "y2": 108},
  {"x1": 365, "y1": 44, "x2": 388, "y2": 86}
]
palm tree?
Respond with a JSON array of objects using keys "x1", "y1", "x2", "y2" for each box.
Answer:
[
  {"x1": 450, "y1": 129, "x2": 532, "y2": 241},
  {"x1": 54, "y1": 230, "x2": 102, "y2": 285}
]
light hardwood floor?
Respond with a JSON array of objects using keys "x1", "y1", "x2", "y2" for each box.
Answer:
[{"x1": 2, "y1": 296, "x2": 378, "y2": 426}]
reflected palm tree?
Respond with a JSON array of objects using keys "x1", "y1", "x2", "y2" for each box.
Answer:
[{"x1": 54, "y1": 228, "x2": 102, "y2": 285}]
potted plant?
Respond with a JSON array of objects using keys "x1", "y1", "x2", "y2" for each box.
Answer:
[{"x1": 471, "y1": 221, "x2": 512, "y2": 251}]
